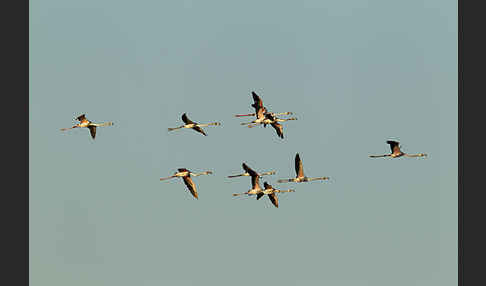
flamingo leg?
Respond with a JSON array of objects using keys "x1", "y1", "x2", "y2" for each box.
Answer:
[
  {"x1": 228, "y1": 174, "x2": 245, "y2": 178},
  {"x1": 277, "y1": 179, "x2": 294, "y2": 183},
  {"x1": 274, "y1": 189, "x2": 295, "y2": 193},
  {"x1": 232, "y1": 192, "x2": 249, "y2": 197},
  {"x1": 240, "y1": 121, "x2": 256, "y2": 126},
  {"x1": 404, "y1": 153, "x2": 427, "y2": 157},
  {"x1": 259, "y1": 171, "x2": 276, "y2": 177},
  {"x1": 196, "y1": 122, "x2": 221, "y2": 128},
  {"x1": 191, "y1": 171, "x2": 213, "y2": 177},
  {"x1": 275, "y1": 117, "x2": 298, "y2": 122},
  {"x1": 91, "y1": 122, "x2": 114, "y2": 127},
  {"x1": 234, "y1": 113, "x2": 256, "y2": 117},
  {"x1": 247, "y1": 123, "x2": 261, "y2": 128},
  {"x1": 369, "y1": 154, "x2": 391, "y2": 158},
  {"x1": 307, "y1": 177, "x2": 330, "y2": 181},
  {"x1": 271, "y1": 112, "x2": 293, "y2": 116},
  {"x1": 246, "y1": 118, "x2": 296, "y2": 127}
]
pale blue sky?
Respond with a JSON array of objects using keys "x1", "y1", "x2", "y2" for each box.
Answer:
[{"x1": 30, "y1": 1, "x2": 457, "y2": 285}]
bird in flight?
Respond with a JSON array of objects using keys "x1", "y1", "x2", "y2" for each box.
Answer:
[
  {"x1": 234, "y1": 91, "x2": 293, "y2": 119},
  {"x1": 227, "y1": 167, "x2": 276, "y2": 179},
  {"x1": 239, "y1": 93, "x2": 268, "y2": 127},
  {"x1": 168, "y1": 113, "x2": 221, "y2": 136},
  {"x1": 248, "y1": 112, "x2": 297, "y2": 139},
  {"x1": 369, "y1": 140, "x2": 427, "y2": 158},
  {"x1": 232, "y1": 163, "x2": 265, "y2": 197},
  {"x1": 60, "y1": 114, "x2": 114, "y2": 139},
  {"x1": 277, "y1": 153, "x2": 330, "y2": 183},
  {"x1": 159, "y1": 168, "x2": 213, "y2": 199},
  {"x1": 256, "y1": 182, "x2": 295, "y2": 208}
]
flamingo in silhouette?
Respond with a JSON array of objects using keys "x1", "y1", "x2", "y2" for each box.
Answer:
[
  {"x1": 60, "y1": 114, "x2": 114, "y2": 139},
  {"x1": 369, "y1": 140, "x2": 427, "y2": 158},
  {"x1": 277, "y1": 153, "x2": 330, "y2": 183},
  {"x1": 160, "y1": 168, "x2": 213, "y2": 199},
  {"x1": 168, "y1": 113, "x2": 221, "y2": 136}
]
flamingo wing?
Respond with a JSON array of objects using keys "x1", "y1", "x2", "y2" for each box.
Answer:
[
  {"x1": 88, "y1": 126, "x2": 96, "y2": 139},
  {"x1": 270, "y1": 122, "x2": 284, "y2": 139},
  {"x1": 263, "y1": 182, "x2": 272, "y2": 190},
  {"x1": 181, "y1": 113, "x2": 195, "y2": 125},
  {"x1": 295, "y1": 153, "x2": 304, "y2": 178},
  {"x1": 386, "y1": 140, "x2": 401, "y2": 154},
  {"x1": 242, "y1": 163, "x2": 251, "y2": 173},
  {"x1": 242, "y1": 163, "x2": 258, "y2": 178},
  {"x1": 268, "y1": 193, "x2": 279, "y2": 208},
  {"x1": 251, "y1": 92, "x2": 264, "y2": 113},
  {"x1": 251, "y1": 172, "x2": 260, "y2": 189},
  {"x1": 192, "y1": 126, "x2": 207, "y2": 136},
  {"x1": 242, "y1": 163, "x2": 259, "y2": 189},
  {"x1": 182, "y1": 176, "x2": 198, "y2": 199},
  {"x1": 256, "y1": 105, "x2": 266, "y2": 120}
]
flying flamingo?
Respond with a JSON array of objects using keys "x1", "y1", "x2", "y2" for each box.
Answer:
[
  {"x1": 239, "y1": 99, "x2": 267, "y2": 126},
  {"x1": 159, "y1": 168, "x2": 213, "y2": 199},
  {"x1": 227, "y1": 169, "x2": 276, "y2": 179},
  {"x1": 168, "y1": 113, "x2": 221, "y2": 136},
  {"x1": 235, "y1": 111, "x2": 293, "y2": 118},
  {"x1": 234, "y1": 91, "x2": 292, "y2": 118},
  {"x1": 60, "y1": 114, "x2": 114, "y2": 139},
  {"x1": 247, "y1": 113, "x2": 298, "y2": 128},
  {"x1": 277, "y1": 153, "x2": 330, "y2": 183},
  {"x1": 256, "y1": 182, "x2": 295, "y2": 208},
  {"x1": 232, "y1": 163, "x2": 264, "y2": 197},
  {"x1": 247, "y1": 113, "x2": 297, "y2": 139},
  {"x1": 369, "y1": 140, "x2": 427, "y2": 158}
]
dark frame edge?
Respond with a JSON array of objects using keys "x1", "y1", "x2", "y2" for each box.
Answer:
[{"x1": 457, "y1": 0, "x2": 463, "y2": 284}]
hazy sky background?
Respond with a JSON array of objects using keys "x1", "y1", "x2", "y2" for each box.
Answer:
[{"x1": 30, "y1": 0, "x2": 457, "y2": 285}]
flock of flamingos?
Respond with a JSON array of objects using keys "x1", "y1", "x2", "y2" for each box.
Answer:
[{"x1": 61, "y1": 91, "x2": 428, "y2": 208}]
